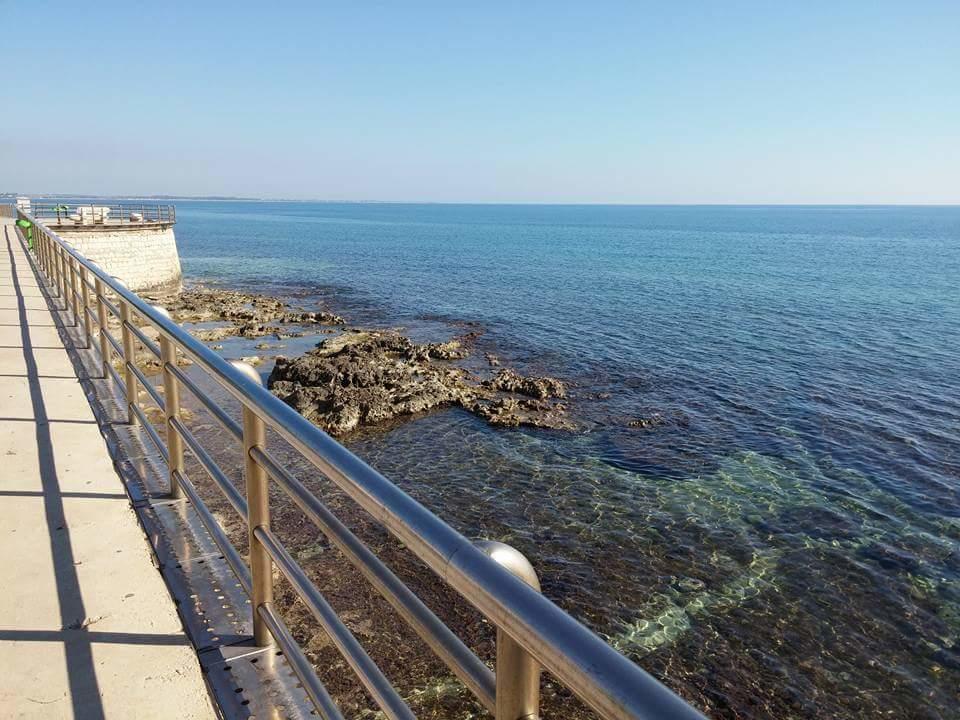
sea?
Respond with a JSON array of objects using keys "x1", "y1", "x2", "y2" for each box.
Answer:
[{"x1": 175, "y1": 202, "x2": 959, "y2": 719}]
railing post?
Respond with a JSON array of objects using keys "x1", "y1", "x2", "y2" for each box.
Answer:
[
  {"x1": 38, "y1": 228, "x2": 46, "y2": 275},
  {"x1": 60, "y1": 247, "x2": 69, "y2": 303},
  {"x1": 35, "y1": 226, "x2": 43, "y2": 271},
  {"x1": 48, "y1": 239, "x2": 56, "y2": 292},
  {"x1": 54, "y1": 245, "x2": 61, "y2": 297},
  {"x1": 95, "y1": 276, "x2": 111, "y2": 380},
  {"x1": 33, "y1": 226, "x2": 42, "y2": 269},
  {"x1": 234, "y1": 360, "x2": 273, "y2": 647},
  {"x1": 155, "y1": 306, "x2": 183, "y2": 499},
  {"x1": 118, "y1": 292, "x2": 139, "y2": 424},
  {"x1": 45, "y1": 235, "x2": 54, "y2": 290},
  {"x1": 476, "y1": 541, "x2": 542, "y2": 720},
  {"x1": 69, "y1": 257, "x2": 80, "y2": 326},
  {"x1": 80, "y1": 265, "x2": 92, "y2": 348},
  {"x1": 56, "y1": 246, "x2": 66, "y2": 300}
]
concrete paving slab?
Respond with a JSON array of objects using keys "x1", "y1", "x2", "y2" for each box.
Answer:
[
  {"x1": 0, "y1": 345, "x2": 76, "y2": 377},
  {"x1": 0, "y1": 375, "x2": 94, "y2": 421},
  {"x1": 0, "y1": 307, "x2": 63, "y2": 327},
  {"x1": 0, "y1": 295, "x2": 51, "y2": 310}
]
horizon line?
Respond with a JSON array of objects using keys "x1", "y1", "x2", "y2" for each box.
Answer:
[{"x1": 4, "y1": 193, "x2": 959, "y2": 208}]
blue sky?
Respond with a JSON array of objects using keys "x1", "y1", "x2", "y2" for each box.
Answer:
[{"x1": 1, "y1": 1, "x2": 957, "y2": 203}]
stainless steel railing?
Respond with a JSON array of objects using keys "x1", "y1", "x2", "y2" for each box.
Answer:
[
  {"x1": 17, "y1": 208, "x2": 705, "y2": 720},
  {"x1": 28, "y1": 201, "x2": 176, "y2": 226}
]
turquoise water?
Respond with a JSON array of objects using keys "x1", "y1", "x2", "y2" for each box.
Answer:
[{"x1": 175, "y1": 202, "x2": 960, "y2": 718}]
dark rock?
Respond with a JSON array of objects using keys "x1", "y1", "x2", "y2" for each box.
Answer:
[
  {"x1": 628, "y1": 415, "x2": 666, "y2": 429},
  {"x1": 471, "y1": 397, "x2": 573, "y2": 430},
  {"x1": 168, "y1": 287, "x2": 344, "y2": 328},
  {"x1": 627, "y1": 410, "x2": 690, "y2": 429},
  {"x1": 483, "y1": 368, "x2": 566, "y2": 399},
  {"x1": 269, "y1": 332, "x2": 478, "y2": 435},
  {"x1": 268, "y1": 330, "x2": 573, "y2": 435}
]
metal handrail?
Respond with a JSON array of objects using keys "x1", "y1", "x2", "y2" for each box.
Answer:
[{"x1": 18, "y1": 208, "x2": 705, "y2": 720}]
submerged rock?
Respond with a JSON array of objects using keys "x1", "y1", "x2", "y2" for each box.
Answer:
[
  {"x1": 628, "y1": 415, "x2": 666, "y2": 430},
  {"x1": 471, "y1": 397, "x2": 573, "y2": 430},
  {"x1": 192, "y1": 326, "x2": 237, "y2": 342},
  {"x1": 483, "y1": 368, "x2": 567, "y2": 400},
  {"x1": 164, "y1": 286, "x2": 346, "y2": 344},
  {"x1": 627, "y1": 410, "x2": 690, "y2": 430}
]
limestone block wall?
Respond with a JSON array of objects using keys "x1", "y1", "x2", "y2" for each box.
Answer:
[{"x1": 56, "y1": 227, "x2": 182, "y2": 293}]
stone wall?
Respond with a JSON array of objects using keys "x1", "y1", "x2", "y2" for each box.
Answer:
[{"x1": 56, "y1": 227, "x2": 182, "y2": 293}]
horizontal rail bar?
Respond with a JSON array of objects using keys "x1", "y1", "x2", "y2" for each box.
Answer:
[
  {"x1": 168, "y1": 364, "x2": 243, "y2": 442},
  {"x1": 257, "y1": 603, "x2": 345, "y2": 720},
  {"x1": 106, "y1": 360, "x2": 124, "y2": 390},
  {"x1": 127, "y1": 361, "x2": 165, "y2": 412},
  {"x1": 98, "y1": 293, "x2": 120, "y2": 319},
  {"x1": 123, "y1": 319, "x2": 161, "y2": 358},
  {"x1": 102, "y1": 327, "x2": 123, "y2": 357},
  {"x1": 21, "y1": 209, "x2": 704, "y2": 720},
  {"x1": 172, "y1": 469, "x2": 252, "y2": 595},
  {"x1": 170, "y1": 416, "x2": 248, "y2": 521},
  {"x1": 250, "y1": 445, "x2": 496, "y2": 711},
  {"x1": 130, "y1": 402, "x2": 168, "y2": 462},
  {"x1": 255, "y1": 526, "x2": 415, "y2": 720}
]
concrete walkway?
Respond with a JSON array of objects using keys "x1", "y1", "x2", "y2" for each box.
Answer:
[{"x1": 0, "y1": 219, "x2": 215, "y2": 719}]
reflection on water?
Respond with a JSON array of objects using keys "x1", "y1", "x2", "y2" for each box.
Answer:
[{"x1": 169, "y1": 202, "x2": 960, "y2": 718}]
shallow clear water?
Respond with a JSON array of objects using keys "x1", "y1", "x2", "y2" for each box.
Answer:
[{"x1": 175, "y1": 202, "x2": 960, "y2": 718}]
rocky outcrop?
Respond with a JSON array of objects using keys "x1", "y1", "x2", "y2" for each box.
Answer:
[
  {"x1": 268, "y1": 331, "x2": 571, "y2": 435},
  {"x1": 269, "y1": 332, "x2": 475, "y2": 435},
  {"x1": 155, "y1": 286, "x2": 573, "y2": 436},
  {"x1": 164, "y1": 288, "x2": 345, "y2": 330}
]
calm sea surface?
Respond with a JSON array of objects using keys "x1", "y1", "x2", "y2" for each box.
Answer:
[{"x1": 174, "y1": 202, "x2": 960, "y2": 718}]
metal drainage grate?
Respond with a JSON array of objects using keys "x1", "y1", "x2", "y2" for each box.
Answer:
[
  {"x1": 71, "y1": 362, "x2": 315, "y2": 716},
  {"x1": 201, "y1": 645, "x2": 318, "y2": 719}
]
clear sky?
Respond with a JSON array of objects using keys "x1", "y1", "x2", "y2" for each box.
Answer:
[{"x1": 1, "y1": 1, "x2": 957, "y2": 203}]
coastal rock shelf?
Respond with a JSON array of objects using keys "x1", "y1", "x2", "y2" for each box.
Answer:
[
  {"x1": 149, "y1": 286, "x2": 573, "y2": 436},
  {"x1": 268, "y1": 330, "x2": 571, "y2": 435}
]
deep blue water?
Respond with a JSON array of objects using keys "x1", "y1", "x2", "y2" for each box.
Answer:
[{"x1": 175, "y1": 202, "x2": 960, "y2": 718}]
